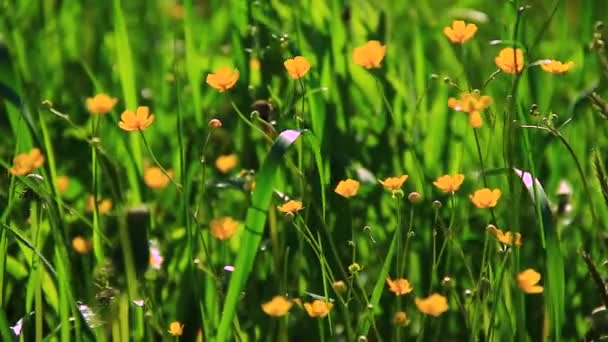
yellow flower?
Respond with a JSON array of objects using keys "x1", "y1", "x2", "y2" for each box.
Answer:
[
  {"x1": 144, "y1": 166, "x2": 173, "y2": 189},
  {"x1": 378, "y1": 175, "x2": 408, "y2": 191},
  {"x1": 433, "y1": 174, "x2": 465, "y2": 193},
  {"x1": 9, "y1": 148, "x2": 45, "y2": 175},
  {"x1": 386, "y1": 277, "x2": 413, "y2": 296},
  {"x1": 261, "y1": 296, "x2": 293, "y2": 317},
  {"x1": 469, "y1": 188, "x2": 501, "y2": 208},
  {"x1": 353, "y1": 40, "x2": 386, "y2": 69},
  {"x1": 448, "y1": 92, "x2": 492, "y2": 128},
  {"x1": 415, "y1": 293, "x2": 449, "y2": 317},
  {"x1": 284, "y1": 56, "x2": 311, "y2": 79},
  {"x1": 215, "y1": 154, "x2": 238, "y2": 174},
  {"x1": 487, "y1": 224, "x2": 522, "y2": 246},
  {"x1": 393, "y1": 311, "x2": 409, "y2": 327},
  {"x1": 334, "y1": 179, "x2": 360, "y2": 198},
  {"x1": 210, "y1": 217, "x2": 240, "y2": 240},
  {"x1": 206, "y1": 67, "x2": 239, "y2": 92},
  {"x1": 443, "y1": 20, "x2": 477, "y2": 44},
  {"x1": 86, "y1": 94, "x2": 117, "y2": 115},
  {"x1": 168, "y1": 3, "x2": 184, "y2": 19},
  {"x1": 87, "y1": 196, "x2": 113, "y2": 214},
  {"x1": 72, "y1": 236, "x2": 92, "y2": 254},
  {"x1": 277, "y1": 200, "x2": 304, "y2": 215},
  {"x1": 168, "y1": 321, "x2": 184, "y2": 336},
  {"x1": 303, "y1": 300, "x2": 334, "y2": 318},
  {"x1": 250, "y1": 58, "x2": 261, "y2": 71},
  {"x1": 495, "y1": 48, "x2": 525, "y2": 74},
  {"x1": 119, "y1": 106, "x2": 155, "y2": 132},
  {"x1": 540, "y1": 60, "x2": 574, "y2": 74},
  {"x1": 517, "y1": 268, "x2": 544, "y2": 294},
  {"x1": 56, "y1": 176, "x2": 70, "y2": 194}
]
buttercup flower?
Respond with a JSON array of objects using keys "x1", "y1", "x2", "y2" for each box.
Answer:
[
  {"x1": 261, "y1": 296, "x2": 293, "y2": 317},
  {"x1": 415, "y1": 293, "x2": 449, "y2": 317},
  {"x1": 87, "y1": 196, "x2": 113, "y2": 214},
  {"x1": 448, "y1": 92, "x2": 492, "y2": 128},
  {"x1": 56, "y1": 176, "x2": 70, "y2": 194},
  {"x1": 86, "y1": 94, "x2": 117, "y2": 114},
  {"x1": 495, "y1": 48, "x2": 525, "y2": 74},
  {"x1": 210, "y1": 217, "x2": 240, "y2": 240},
  {"x1": 540, "y1": 60, "x2": 574, "y2": 74},
  {"x1": 277, "y1": 200, "x2": 304, "y2": 215},
  {"x1": 9, "y1": 148, "x2": 45, "y2": 176},
  {"x1": 517, "y1": 268, "x2": 544, "y2": 294},
  {"x1": 335, "y1": 179, "x2": 360, "y2": 198},
  {"x1": 433, "y1": 174, "x2": 465, "y2": 193},
  {"x1": 393, "y1": 311, "x2": 409, "y2": 327},
  {"x1": 119, "y1": 106, "x2": 155, "y2": 131},
  {"x1": 206, "y1": 67, "x2": 239, "y2": 92},
  {"x1": 72, "y1": 236, "x2": 92, "y2": 254},
  {"x1": 386, "y1": 277, "x2": 413, "y2": 296},
  {"x1": 168, "y1": 321, "x2": 184, "y2": 336},
  {"x1": 215, "y1": 154, "x2": 238, "y2": 174},
  {"x1": 469, "y1": 188, "x2": 501, "y2": 208},
  {"x1": 443, "y1": 20, "x2": 477, "y2": 44},
  {"x1": 144, "y1": 166, "x2": 173, "y2": 189},
  {"x1": 353, "y1": 40, "x2": 386, "y2": 69},
  {"x1": 303, "y1": 300, "x2": 334, "y2": 318},
  {"x1": 379, "y1": 175, "x2": 408, "y2": 191},
  {"x1": 487, "y1": 224, "x2": 522, "y2": 246},
  {"x1": 284, "y1": 56, "x2": 311, "y2": 79}
]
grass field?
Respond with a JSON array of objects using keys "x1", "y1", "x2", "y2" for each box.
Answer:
[{"x1": 2, "y1": 0, "x2": 608, "y2": 341}]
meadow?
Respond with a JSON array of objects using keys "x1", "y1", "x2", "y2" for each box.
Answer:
[{"x1": 2, "y1": 0, "x2": 608, "y2": 340}]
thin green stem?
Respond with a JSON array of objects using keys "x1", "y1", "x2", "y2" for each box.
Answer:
[{"x1": 139, "y1": 130, "x2": 182, "y2": 191}]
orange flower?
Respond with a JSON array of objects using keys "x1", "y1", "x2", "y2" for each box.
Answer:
[
  {"x1": 215, "y1": 154, "x2": 238, "y2": 174},
  {"x1": 303, "y1": 300, "x2": 334, "y2": 318},
  {"x1": 168, "y1": 3, "x2": 184, "y2": 19},
  {"x1": 393, "y1": 311, "x2": 409, "y2": 327},
  {"x1": 540, "y1": 60, "x2": 574, "y2": 74},
  {"x1": 144, "y1": 166, "x2": 173, "y2": 189},
  {"x1": 277, "y1": 200, "x2": 304, "y2": 215},
  {"x1": 119, "y1": 106, "x2": 155, "y2": 131},
  {"x1": 9, "y1": 148, "x2": 45, "y2": 175},
  {"x1": 332, "y1": 280, "x2": 347, "y2": 294},
  {"x1": 378, "y1": 175, "x2": 408, "y2": 191},
  {"x1": 415, "y1": 294, "x2": 449, "y2": 317},
  {"x1": 469, "y1": 188, "x2": 501, "y2": 208},
  {"x1": 72, "y1": 236, "x2": 92, "y2": 254},
  {"x1": 168, "y1": 321, "x2": 184, "y2": 336},
  {"x1": 86, "y1": 94, "x2": 117, "y2": 115},
  {"x1": 206, "y1": 67, "x2": 239, "y2": 92},
  {"x1": 517, "y1": 269, "x2": 544, "y2": 294},
  {"x1": 284, "y1": 56, "x2": 311, "y2": 79},
  {"x1": 448, "y1": 91, "x2": 492, "y2": 128},
  {"x1": 433, "y1": 174, "x2": 465, "y2": 193},
  {"x1": 495, "y1": 48, "x2": 525, "y2": 74},
  {"x1": 56, "y1": 176, "x2": 70, "y2": 194},
  {"x1": 87, "y1": 196, "x2": 113, "y2": 214},
  {"x1": 353, "y1": 40, "x2": 386, "y2": 69},
  {"x1": 443, "y1": 20, "x2": 477, "y2": 44},
  {"x1": 210, "y1": 217, "x2": 240, "y2": 240},
  {"x1": 386, "y1": 277, "x2": 413, "y2": 296},
  {"x1": 487, "y1": 224, "x2": 522, "y2": 246},
  {"x1": 334, "y1": 179, "x2": 360, "y2": 198},
  {"x1": 261, "y1": 296, "x2": 293, "y2": 317}
]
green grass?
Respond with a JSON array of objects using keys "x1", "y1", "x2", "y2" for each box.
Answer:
[{"x1": 2, "y1": 0, "x2": 608, "y2": 341}]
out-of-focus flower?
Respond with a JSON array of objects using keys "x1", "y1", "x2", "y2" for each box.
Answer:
[
  {"x1": 261, "y1": 296, "x2": 293, "y2": 317},
  {"x1": 433, "y1": 174, "x2": 465, "y2": 193},
  {"x1": 415, "y1": 294, "x2": 449, "y2": 316},
  {"x1": 72, "y1": 236, "x2": 93, "y2": 254},
  {"x1": 332, "y1": 280, "x2": 347, "y2": 294},
  {"x1": 149, "y1": 241, "x2": 164, "y2": 270},
  {"x1": 353, "y1": 40, "x2": 386, "y2": 69},
  {"x1": 168, "y1": 321, "x2": 184, "y2": 336},
  {"x1": 86, "y1": 94, "x2": 117, "y2": 115},
  {"x1": 215, "y1": 154, "x2": 238, "y2": 174},
  {"x1": 284, "y1": 56, "x2": 311, "y2": 79},
  {"x1": 119, "y1": 106, "x2": 155, "y2": 131},
  {"x1": 250, "y1": 58, "x2": 261, "y2": 71},
  {"x1": 303, "y1": 300, "x2": 334, "y2": 318},
  {"x1": 209, "y1": 118, "x2": 222, "y2": 128},
  {"x1": 487, "y1": 224, "x2": 522, "y2": 246},
  {"x1": 9, "y1": 148, "x2": 45, "y2": 175},
  {"x1": 386, "y1": 277, "x2": 413, "y2": 296},
  {"x1": 443, "y1": 20, "x2": 477, "y2": 44},
  {"x1": 87, "y1": 196, "x2": 113, "y2": 214},
  {"x1": 206, "y1": 67, "x2": 239, "y2": 92},
  {"x1": 144, "y1": 166, "x2": 173, "y2": 189},
  {"x1": 277, "y1": 200, "x2": 304, "y2": 215},
  {"x1": 469, "y1": 188, "x2": 501, "y2": 208},
  {"x1": 393, "y1": 311, "x2": 409, "y2": 326},
  {"x1": 210, "y1": 217, "x2": 240, "y2": 240},
  {"x1": 517, "y1": 269, "x2": 544, "y2": 294},
  {"x1": 335, "y1": 179, "x2": 360, "y2": 198},
  {"x1": 540, "y1": 60, "x2": 574, "y2": 74},
  {"x1": 378, "y1": 175, "x2": 408, "y2": 191},
  {"x1": 168, "y1": 3, "x2": 184, "y2": 19},
  {"x1": 448, "y1": 91, "x2": 492, "y2": 128},
  {"x1": 495, "y1": 48, "x2": 525, "y2": 74},
  {"x1": 56, "y1": 176, "x2": 70, "y2": 194}
]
